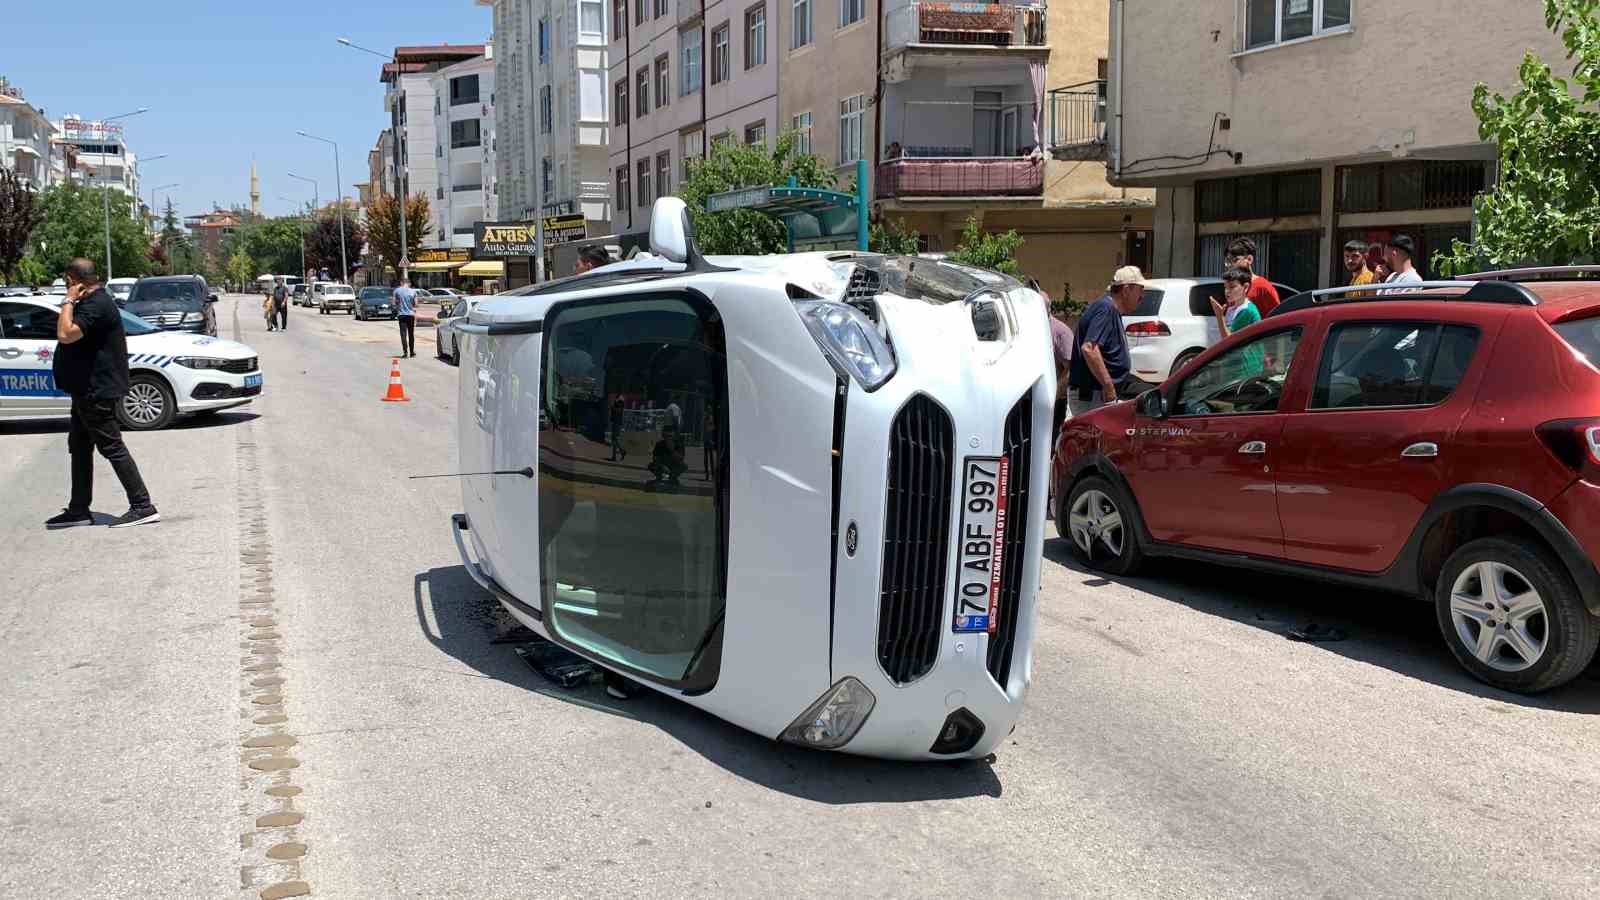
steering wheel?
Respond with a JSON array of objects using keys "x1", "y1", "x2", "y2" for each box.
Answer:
[{"x1": 1234, "y1": 375, "x2": 1280, "y2": 410}]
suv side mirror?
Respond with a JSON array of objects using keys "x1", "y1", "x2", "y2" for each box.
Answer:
[
  {"x1": 206, "y1": 293, "x2": 218, "y2": 303},
  {"x1": 1135, "y1": 388, "x2": 1168, "y2": 419},
  {"x1": 649, "y1": 196, "x2": 693, "y2": 263}
]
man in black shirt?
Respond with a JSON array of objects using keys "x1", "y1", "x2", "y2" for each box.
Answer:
[{"x1": 46, "y1": 258, "x2": 159, "y2": 529}]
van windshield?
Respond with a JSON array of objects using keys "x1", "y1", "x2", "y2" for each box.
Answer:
[
  {"x1": 538, "y1": 295, "x2": 729, "y2": 691},
  {"x1": 126, "y1": 281, "x2": 200, "y2": 313}
]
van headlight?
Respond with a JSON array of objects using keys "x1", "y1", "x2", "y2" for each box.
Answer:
[
  {"x1": 173, "y1": 356, "x2": 225, "y2": 369},
  {"x1": 779, "y1": 677, "x2": 876, "y2": 750},
  {"x1": 794, "y1": 300, "x2": 897, "y2": 391}
]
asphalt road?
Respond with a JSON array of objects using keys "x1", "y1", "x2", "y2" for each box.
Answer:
[{"x1": 3, "y1": 294, "x2": 1600, "y2": 899}]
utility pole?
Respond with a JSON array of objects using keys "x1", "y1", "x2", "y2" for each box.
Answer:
[
  {"x1": 338, "y1": 37, "x2": 411, "y2": 284},
  {"x1": 298, "y1": 131, "x2": 349, "y2": 284}
]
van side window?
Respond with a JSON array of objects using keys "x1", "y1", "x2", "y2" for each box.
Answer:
[{"x1": 539, "y1": 295, "x2": 729, "y2": 691}]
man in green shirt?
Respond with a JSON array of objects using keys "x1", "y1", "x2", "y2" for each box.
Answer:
[{"x1": 1210, "y1": 267, "x2": 1263, "y2": 378}]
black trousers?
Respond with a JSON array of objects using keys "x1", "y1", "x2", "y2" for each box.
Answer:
[
  {"x1": 68, "y1": 395, "x2": 151, "y2": 512},
  {"x1": 398, "y1": 315, "x2": 415, "y2": 355},
  {"x1": 275, "y1": 302, "x2": 287, "y2": 330}
]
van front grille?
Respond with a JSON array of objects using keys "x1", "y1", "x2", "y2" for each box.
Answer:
[
  {"x1": 986, "y1": 389, "x2": 1033, "y2": 688},
  {"x1": 877, "y1": 394, "x2": 954, "y2": 685}
]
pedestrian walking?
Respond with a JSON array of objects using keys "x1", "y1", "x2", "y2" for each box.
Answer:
[
  {"x1": 609, "y1": 396, "x2": 628, "y2": 461},
  {"x1": 393, "y1": 278, "x2": 418, "y2": 358},
  {"x1": 1381, "y1": 234, "x2": 1424, "y2": 292},
  {"x1": 1067, "y1": 266, "x2": 1145, "y2": 416},
  {"x1": 262, "y1": 291, "x2": 277, "y2": 331},
  {"x1": 272, "y1": 280, "x2": 289, "y2": 331},
  {"x1": 1223, "y1": 237, "x2": 1281, "y2": 315},
  {"x1": 1048, "y1": 296, "x2": 1074, "y2": 445},
  {"x1": 1343, "y1": 240, "x2": 1377, "y2": 286},
  {"x1": 45, "y1": 258, "x2": 159, "y2": 529}
]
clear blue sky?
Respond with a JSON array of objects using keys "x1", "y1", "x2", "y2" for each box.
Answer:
[{"x1": 5, "y1": 1, "x2": 489, "y2": 219}]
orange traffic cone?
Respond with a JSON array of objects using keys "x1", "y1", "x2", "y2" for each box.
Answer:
[{"x1": 381, "y1": 358, "x2": 411, "y2": 402}]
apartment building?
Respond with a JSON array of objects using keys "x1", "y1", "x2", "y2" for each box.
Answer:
[
  {"x1": 0, "y1": 79, "x2": 56, "y2": 189},
  {"x1": 53, "y1": 115, "x2": 141, "y2": 210},
  {"x1": 429, "y1": 51, "x2": 498, "y2": 250},
  {"x1": 608, "y1": 0, "x2": 780, "y2": 233},
  {"x1": 380, "y1": 44, "x2": 487, "y2": 251},
  {"x1": 482, "y1": 0, "x2": 613, "y2": 236},
  {"x1": 774, "y1": 0, "x2": 875, "y2": 191},
  {"x1": 1112, "y1": 0, "x2": 1568, "y2": 289}
]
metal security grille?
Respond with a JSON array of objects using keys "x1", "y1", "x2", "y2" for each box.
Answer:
[
  {"x1": 877, "y1": 394, "x2": 954, "y2": 685},
  {"x1": 987, "y1": 389, "x2": 1032, "y2": 688}
]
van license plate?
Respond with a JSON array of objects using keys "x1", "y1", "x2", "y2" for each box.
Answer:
[{"x1": 953, "y1": 456, "x2": 1009, "y2": 634}]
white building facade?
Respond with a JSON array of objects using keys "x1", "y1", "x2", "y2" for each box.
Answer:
[
  {"x1": 430, "y1": 53, "x2": 498, "y2": 249},
  {"x1": 53, "y1": 115, "x2": 140, "y2": 207},
  {"x1": 482, "y1": 0, "x2": 612, "y2": 229},
  {"x1": 0, "y1": 82, "x2": 56, "y2": 189},
  {"x1": 381, "y1": 45, "x2": 488, "y2": 251}
]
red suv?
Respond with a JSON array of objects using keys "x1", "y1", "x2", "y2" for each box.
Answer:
[{"x1": 1053, "y1": 268, "x2": 1600, "y2": 693}]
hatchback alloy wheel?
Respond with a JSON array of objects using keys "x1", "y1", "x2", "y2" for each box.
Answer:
[
  {"x1": 1069, "y1": 489, "x2": 1123, "y2": 558},
  {"x1": 1448, "y1": 561, "x2": 1548, "y2": 672}
]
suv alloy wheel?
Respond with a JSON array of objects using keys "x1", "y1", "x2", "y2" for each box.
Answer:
[
  {"x1": 1061, "y1": 475, "x2": 1145, "y2": 575},
  {"x1": 1435, "y1": 536, "x2": 1600, "y2": 693}
]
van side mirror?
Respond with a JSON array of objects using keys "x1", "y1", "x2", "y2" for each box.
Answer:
[
  {"x1": 649, "y1": 196, "x2": 694, "y2": 263},
  {"x1": 1135, "y1": 388, "x2": 1168, "y2": 419}
]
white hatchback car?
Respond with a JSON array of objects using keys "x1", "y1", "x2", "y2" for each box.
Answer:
[
  {"x1": 1123, "y1": 276, "x2": 1300, "y2": 386},
  {"x1": 0, "y1": 296, "x2": 263, "y2": 429},
  {"x1": 434, "y1": 297, "x2": 479, "y2": 366},
  {"x1": 450, "y1": 199, "x2": 1051, "y2": 760}
]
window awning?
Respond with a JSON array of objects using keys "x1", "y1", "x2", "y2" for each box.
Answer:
[
  {"x1": 457, "y1": 260, "x2": 504, "y2": 277},
  {"x1": 409, "y1": 261, "x2": 464, "y2": 272}
]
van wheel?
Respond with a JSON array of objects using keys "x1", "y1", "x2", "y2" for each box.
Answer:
[
  {"x1": 1060, "y1": 475, "x2": 1144, "y2": 575},
  {"x1": 1171, "y1": 349, "x2": 1203, "y2": 379},
  {"x1": 118, "y1": 374, "x2": 176, "y2": 431},
  {"x1": 1435, "y1": 537, "x2": 1600, "y2": 693}
]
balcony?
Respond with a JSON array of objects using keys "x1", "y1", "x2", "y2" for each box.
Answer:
[
  {"x1": 1046, "y1": 81, "x2": 1107, "y2": 162},
  {"x1": 876, "y1": 157, "x2": 1043, "y2": 200},
  {"x1": 884, "y1": 1, "x2": 1048, "y2": 56},
  {"x1": 877, "y1": 96, "x2": 1044, "y2": 200}
]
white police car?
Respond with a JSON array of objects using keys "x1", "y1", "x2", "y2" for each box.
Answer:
[
  {"x1": 450, "y1": 198, "x2": 1051, "y2": 760},
  {"x1": 0, "y1": 295, "x2": 262, "y2": 430}
]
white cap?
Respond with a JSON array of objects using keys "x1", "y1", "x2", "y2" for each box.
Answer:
[{"x1": 1108, "y1": 265, "x2": 1149, "y2": 289}]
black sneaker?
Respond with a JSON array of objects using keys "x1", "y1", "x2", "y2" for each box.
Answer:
[
  {"x1": 45, "y1": 509, "x2": 93, "y2": 529},
  {"x1": 107, "y1": 505, "x2": 161, "y2": 528}
]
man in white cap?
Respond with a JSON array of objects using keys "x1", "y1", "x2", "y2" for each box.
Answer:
[{"x1": 1067, "y1": 265, "x2": 1147, "y2": 415}]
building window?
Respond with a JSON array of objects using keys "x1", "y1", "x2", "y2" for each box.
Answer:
[
  {"x1": 657, "y1": 151, "x2": 671, "y2": 198},
  {"x1": 1244, "y1": 0, "x2": 1352, "y2": 51},
  {"x1": 791, "y1": 0, "x2": 812, "y2": 48},
  {"x1": 745, "y1": 121, "x2": 766, "y2": 146},
  {"x1": 581, "y1": 69, "x2": 607, "y2": 121},
  {"x1": 682, "y1": 129, "x2": 704, "y2": 180},
  {"x1": 637, "y1": 66, "x2": 651, "y2": 116},
  {"x1": 450, "y1": 119, "x2": 482, "y2": 149},
  {"x1": 539, "y1": 18, "x2": 550, "y2": 62},
  {"x1": 745, "y1": 4, "x2": 767, "y2": 67},
  {"x1": 435, "y1": 96, "x2": 441, "y2": 116},
  {"x1": 655, "y1": 0, "x2": 669, "y2": 15},
  {"x1": 1197, "y1": 169, "x2": 1322, "y2": 222},
  {"x1": 613, "y1": 0, "x2": 628, "y2": 38},
  {"x1": 655, "y1": 55, "x2": 671, "y2": 108},
  {"x1": 635, "y1": 0, "x2": 646, "y2": 26},
  {"x1": 638, "y1": 157, "x2": 653, "y2": 208},
  {"x1": 614, "y1": 79, "x2": 629, "y2": 125},
  {"x1": 616, "y1": 164, "x2": 630, "y2": 211},
  {"x1": 542, "y1": 158, "x2": 553, "y2": 198},
  {"x1": 540, "y1": 85, "x2": 553, "y2": 134},
  {"x1": 840, "y1": 0, "x2": 863, "y2": 27},
  {"x1": 681, "y1": 29, "x2": 703, "y2": 95},
  {"x1": 581, "y1": 0, "x2": 606, "y2": 40},
  {"x1": 838, "y1": 94, "x2": 863, "y2": 164},
  {"x1": 791, "y1": 111, "x2": 812, "y2": 155},
  {"x1": 711, "y1": 23, "x2": 731, "y2": 85}
]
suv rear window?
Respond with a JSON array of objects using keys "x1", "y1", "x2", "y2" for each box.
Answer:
[
  {"x1": 1311, "y1": 322, "x2": 1480, "y2": 409},
  {"x1": 1555, "y1": 318, "x2": 1600, "y2": 368}
]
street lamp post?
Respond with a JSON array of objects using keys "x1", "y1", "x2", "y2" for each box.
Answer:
[
  {"x1": 278, "y1": 195, "x2": 307, "y2": 286},
  {"x1": 296, "y1": 131, "x2": 348, "y2": 284},
  {"x1": 94, "y1": 109, "x2": 150, "y2": 281},
  {"x1": 338, "y1": 38, "x2": 410, "y2": 284},
  {"x1": 287, "y1": 173, "x2": 319, "y2": 281}
]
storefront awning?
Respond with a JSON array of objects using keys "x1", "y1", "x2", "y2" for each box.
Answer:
[
  {"x1": 457, "y1": 260, "x2": 504, "y2": 277},
  {"x1": 409, "y1": 261, "x2": 464, "y2": 272}
]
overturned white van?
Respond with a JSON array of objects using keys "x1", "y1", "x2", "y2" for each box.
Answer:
[{"x1": 450, "y1": 198, "x2": 1051, "y2": 759}]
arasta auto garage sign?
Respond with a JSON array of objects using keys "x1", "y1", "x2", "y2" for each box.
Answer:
[{"x1": 473, "y1": 222, "x2": 538, "y2": 258}]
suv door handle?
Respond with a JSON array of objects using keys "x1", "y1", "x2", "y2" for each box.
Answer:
[
  {"x1": 1402, "y1": 442, "x2": 1439, "y2": 458},
  {"x1": 1239, "y1": 441, "x2": 1267, "y2": 455}
]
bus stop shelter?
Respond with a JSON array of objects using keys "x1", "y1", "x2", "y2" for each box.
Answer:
[{"x1": 705, "y1": 159, "x2": 870, "y2": 252}]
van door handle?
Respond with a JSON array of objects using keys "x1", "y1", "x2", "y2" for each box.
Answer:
[
  {"x1": 1402, "y1": 442, "x2": 1439, "y2": 458},
  {"x1": 1239, "y1": 441, "x2": 1267, "y2": 455}
]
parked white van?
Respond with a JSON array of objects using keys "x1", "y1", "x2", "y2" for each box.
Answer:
[{"x1": 450, "y1": 198, "x2": 1051, "y2": 760}]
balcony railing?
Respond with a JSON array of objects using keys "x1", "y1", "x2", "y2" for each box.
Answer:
[
  {"x1": 885, "y1": 1, "x2": 1047, "y2": 53},
  {"x1": 876, "y1": 157, "x2": 1044, "y2": 199},
  {"x1": 1046, "y1": 80, "x2": 1107, "y2": 161}
]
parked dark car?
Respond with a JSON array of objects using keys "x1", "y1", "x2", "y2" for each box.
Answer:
[
  {"x1": 355, "y1": 286, "x2": 397, "y2": 321},
  {"x1": 124, "y1": 275, "x2": 218, "y2": 336}
]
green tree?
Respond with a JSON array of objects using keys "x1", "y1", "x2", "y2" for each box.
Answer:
[
  {"x1": 30, "y1": 181, "x2": 151, "y2": 279},
  {"x1": 227, "y1": 216, "x2": 307, "y2": 277},
  {"x1": 365, "y1": 193, "x2": 433, "y2": 274},
  {"x1": 305, "y1": 212, "x2": 366, "y2": 278},
  {"x1": 870, "y1": 216, "x2": 922, "y2": 255},
  {"x1": 16, "y1": 255, "x2": 52, "y2": 288},
  {"x1": 676, "y1": 133, "x2": 837, "y2": 255},
  {"x1": 226, "y1": 249, "x2": 257, "y2": 293},
  {"x1": 1437, "y1": 0, "x2": 1600, "y2": 273},
  {"x1": 155, "y1": 199, "x2": 194, "y2": 276},
  {"x1": 946, "y1": 216, "x2": 1025, "y2": 276},
  {"x1": 0, "y1": 167, "x2": 44, "y2": 282}
]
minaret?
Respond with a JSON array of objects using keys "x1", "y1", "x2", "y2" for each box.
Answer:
[{"x1": 250, "y1": 160, "x2": 260, "y2": 216}]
